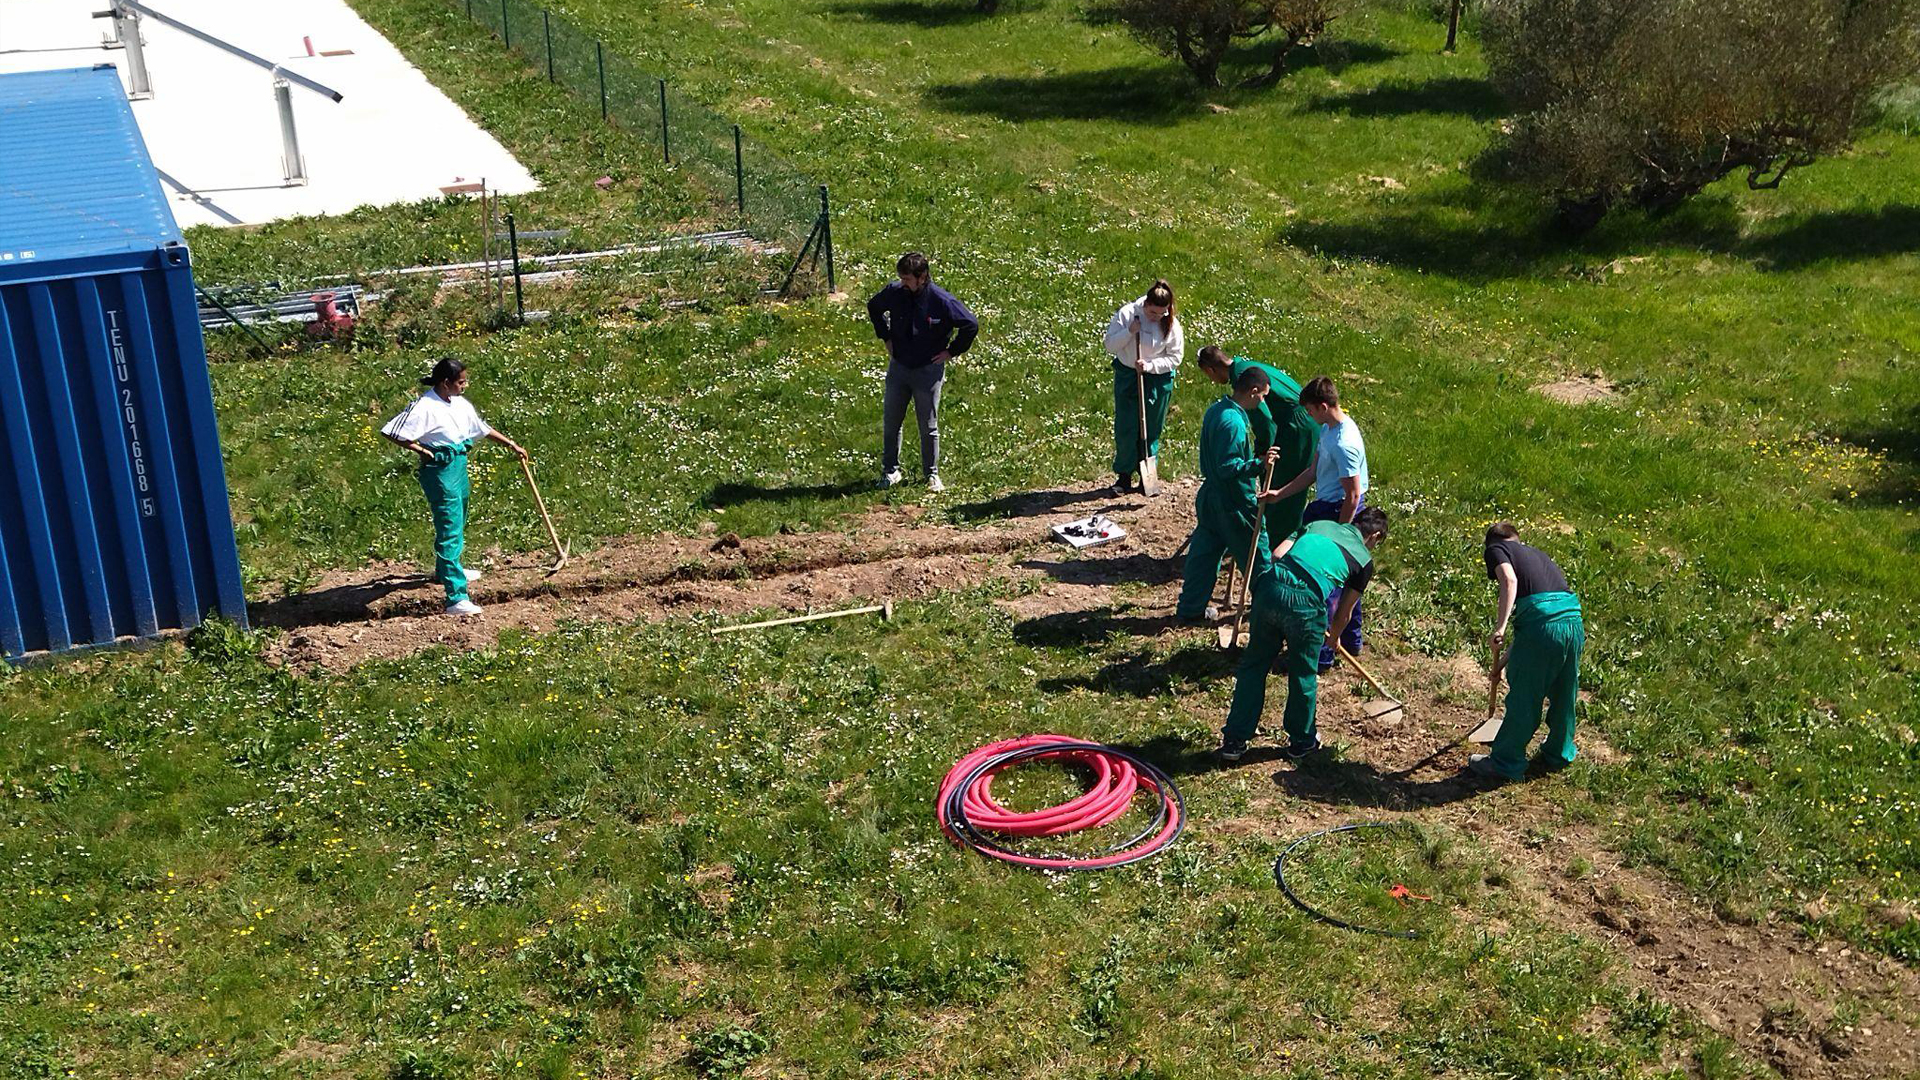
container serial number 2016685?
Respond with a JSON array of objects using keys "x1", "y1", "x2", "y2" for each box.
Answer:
[{"x1": 105, "y1": 309, "x2": 155, "y2": 518}]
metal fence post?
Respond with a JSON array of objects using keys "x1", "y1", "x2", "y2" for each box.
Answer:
[
  {"x1": 819, "y1": 186, "x2": 835, "y2": 293},
  {"x1": 543, "y1": 9, "x2": 554, "y2": 81},
  {"x1": 733, "y1": 125, "x2": 745, "y2": 217},
  {"x1": 596, "y1": 41, "x2": 607, "y2": 120},
  {"x1": 501, "y1": 0, "x2": 511, "y2": 47},
  {"x1": 658, "y1": 80, "x2": 671, "y2": 163},
  {"x1": 505, "y1": 212, "x2": 526, "y2": 325}
]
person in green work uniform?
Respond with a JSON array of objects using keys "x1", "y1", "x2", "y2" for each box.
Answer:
[
  {"x1": 1469, "y1": 523, "x2": 1585, "y2": 781},
  {"x1": 381, "y1": 358, "x2": 530, "y2": 617},
  {"x1": 1175, "y1": 367, "x2": 1282, "y2": 624},
  {"x1": 1218, "y1": 505, "x2": 1390, "y2": 761},
  {"x1": 1195, "y1": 346, "x2": 1318, "y2": 545}
]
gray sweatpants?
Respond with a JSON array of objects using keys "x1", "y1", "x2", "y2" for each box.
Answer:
[{"x1": 882, "y1": 360, "x2": 945, "y2": 477}]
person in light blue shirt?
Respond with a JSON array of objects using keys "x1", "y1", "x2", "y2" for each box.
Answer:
[{"x1": 1266, "y1": 376, "x2": 1369, "y2": 669}]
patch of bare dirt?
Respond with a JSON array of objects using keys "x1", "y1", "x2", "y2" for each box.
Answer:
[
  {"x1": 256, "y1": 480, "x2": 1200, "y2": 671},
  {"x1": 1474, "y1": 816, "x2": 1920, "y2": 1080},
  {"x1": 252, "y1": 476, "x2": 1920, "y2": 1078},
  {"x1": 1534, "y1": 374, "x2": 1620, "y2": 405}
]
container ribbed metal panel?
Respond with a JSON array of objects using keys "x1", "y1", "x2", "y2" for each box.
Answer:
[{"x1": 0, "y1": 66, "x2": 246, "y2": 659}]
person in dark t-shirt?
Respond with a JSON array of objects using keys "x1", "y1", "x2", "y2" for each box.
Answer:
[{"x1": 1471, "y1": 522, "x2": 1585, "y2": 781}]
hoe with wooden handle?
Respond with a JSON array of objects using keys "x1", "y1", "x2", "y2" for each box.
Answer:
[
  {"x1": 711, "y1": 599, "x2": 894, "y2": 635},
  {"x1": 1336, "y1": 643, "x2": 1405, "y2": 719},
  {"x1": 519, "y1": 457, "x2": 569, "y2": 575}
]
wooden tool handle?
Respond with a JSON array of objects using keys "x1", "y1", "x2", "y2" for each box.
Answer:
[
  {"x1": 520, "y1": 457, "x2": 565, "y2": 558},
  {"x1": 1336, "y1": 643, "x2": 1399, "y2": 703}
]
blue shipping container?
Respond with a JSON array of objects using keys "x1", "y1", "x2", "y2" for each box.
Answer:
[{"x1": 0, "y1": 65, "x2": 246, "y2": 659}]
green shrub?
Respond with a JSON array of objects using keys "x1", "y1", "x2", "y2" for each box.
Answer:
[{"x1": 1481, "y1": 0, "x2": 1920, "y2": 231}]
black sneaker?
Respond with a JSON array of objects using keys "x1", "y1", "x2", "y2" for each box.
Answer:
[
  {"x1": 1215, "y1": 739, "x2": 1249, "y2": 762},
  {"x1": 1282, "y1": 737, "x2": 1323, "y2": 760}
]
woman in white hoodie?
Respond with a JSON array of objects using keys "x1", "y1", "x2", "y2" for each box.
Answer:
[{"x1": 1102, "y1": 279, "x2": 1184, "y2": 494}]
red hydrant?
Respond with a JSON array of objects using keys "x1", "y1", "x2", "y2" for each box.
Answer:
[{"x1": 306, "y1": 291, "x2": 355, "y2": 342}]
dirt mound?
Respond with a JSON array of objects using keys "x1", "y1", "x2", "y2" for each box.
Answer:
[
  {"x1": 1534, "y1": 374, "x2": 1620, "y2": 405},
  {"x1": 255, "y1": 481, "x2": 1200, "y2": 671}
]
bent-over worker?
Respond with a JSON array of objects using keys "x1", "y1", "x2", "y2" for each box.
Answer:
[
  {"x1": 381, "y1": 358, "x2": 529, "y2": 617},
  {"x1": 1195, "y1": 346, "x2": 1317, "y2": 545},
  {"x1": 1470, "y1": 522, "x2": 1585, "y2": 781},
  {"x1": 1175, "y1": 366, "x2": 1280, "y2": 624},
  {"x1": 1218, "y1": 506, "x2": 1389, "y2": 762}
]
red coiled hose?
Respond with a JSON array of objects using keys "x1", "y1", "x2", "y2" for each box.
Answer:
[{"x1": 937, "y1": 734, "x2": 1185, "y2": 870}]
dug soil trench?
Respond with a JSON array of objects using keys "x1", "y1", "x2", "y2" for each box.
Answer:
[{"x1": 254, "y1": 478, "x2": 1916, "y2": 1077}]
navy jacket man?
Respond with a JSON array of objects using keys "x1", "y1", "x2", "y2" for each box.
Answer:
[{"x1": 867, "y1": 251, "x2": 978, "y2": 492}]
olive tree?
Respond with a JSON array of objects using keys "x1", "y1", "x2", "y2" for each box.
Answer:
[
  {"x1": 1481, "y1": 0, "x2": 1920, "y2": 232},
  {"x1": 1096, "y1": 0, "x2": 1352, "y2": 88}
]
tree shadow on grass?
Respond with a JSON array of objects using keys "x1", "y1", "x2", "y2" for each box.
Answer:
[
  {"x1": 1309, "y1": 75, "x2": 1508, "y2": 121},
  {"x1": 1744, "y1": 204, "x2": 1920, "y2": 269},
  {"x1": 1039, "y1": 642, "x2": 1236, "y2": 697},
  {"x1": 704, "y1": 479, "x2": 873, "y2": 508},
  {"x1": 1218, "y1": 37, "x2": 1403, "y2": 75},
  {"x1": 1835, "y1": 398, "x2": 1920, "y2": 552},
  {"x1": 1284, "y1": 179, "x2": 1920, "y2": 283},
  {"x1": 923, "y1": 40, "x2": 1402, "y2": 124},
  {"x1": 1278, "y1": 185, "x2": 1746, "y2": 283},
  {"x1": 924, "y1": 64, "x2": 1210, "y2": 124},
  {"x1": 822, "y1": 0, "x2": 999, "y2": 27}
]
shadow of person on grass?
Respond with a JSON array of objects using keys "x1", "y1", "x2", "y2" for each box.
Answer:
[
  {"x1": 946, "y1": 486, "x2": 1120, "y2": 523},
  {"x1": 1273, "y1": 755, "x2": 1490, "y2": 811},
  {"x1": 1017, "y1": 553, "x2": 1184, "y2": 587},
  {"x1": 1038, "y1": 643, "x2": 1237, "y2": 698},
  {"x1": 704, "y1": 479, "x2": 873, "y2": 508},
  {"x1": 249, "y1": 574, "x2": 424, "y2": 630},
  {"x1": 1011, "y1": 605, "x2": 1186, "y2": 647}
]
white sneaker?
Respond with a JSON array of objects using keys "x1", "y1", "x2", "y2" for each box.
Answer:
[
  {"x1": 445, "y1": 599, "x2": 484, "y2": 617},
  {"x1": 460, "y1": 566, "x2": 481, "y2": 584},
  {"x1": 880, "y1": 470, "x2": 903, "y2": 489},
  {"x1": 925, "y1": 473, "x2": 946, "y2": 493}
]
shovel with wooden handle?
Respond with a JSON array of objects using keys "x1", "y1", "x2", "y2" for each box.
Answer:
[
  {"x1": 1133, "y1": 324, "x2": 1161, "y2": 497},
  {"x1": 519, "y1": 456, "x2": 569, "y2": 575},
  {"x1": 1219, "y1": 458, "x2": 1277, "y2": 649}
]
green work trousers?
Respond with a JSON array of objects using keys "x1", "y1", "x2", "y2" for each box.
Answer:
[
  {"x1": 1177, "y1": 487, "x2": 1271, "y2": 619},
  {"x1": 1486, "y1": 591, "x2": 1584, "y2": 779},
  {"x1": 1113, "y1": 362, "x2": 1174, "y2": 478},
  {"x1": 1222, "y1": 565, "x2": 1328, "y2": 746},
  {"x1": 418, "y1": 444, "x2": 473, "y2": 604}
]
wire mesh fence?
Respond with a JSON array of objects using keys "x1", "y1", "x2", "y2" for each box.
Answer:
[{"x1": 458, "y1": 0, "x2": 832, "y2": 295}]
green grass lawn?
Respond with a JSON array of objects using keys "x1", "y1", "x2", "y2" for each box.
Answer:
[{"x1": 5, "y1": 0, "x2": 1918, "y2": 1074}]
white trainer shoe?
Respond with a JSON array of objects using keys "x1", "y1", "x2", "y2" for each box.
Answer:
[
  {"x1": 880, "y1": 470, "x2": 904, "y2": 489},
  {"x1": 925, "y1": 473, "x2": 946, "y2": 493},
  {"x1": 445, "y1": 599, "x2": 484, "y2": 617},
  {"x1": 460, "y1": 567, "x2": 481, "y2": 584}
]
